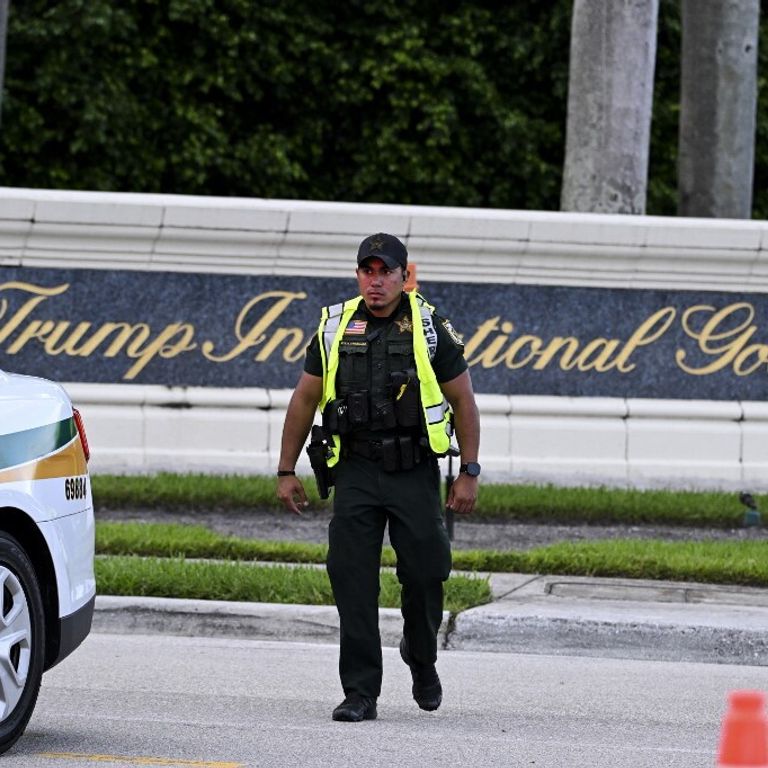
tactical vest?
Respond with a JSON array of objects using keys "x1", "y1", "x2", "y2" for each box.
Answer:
[{"x1": 317, "y1": 292, "x2": 453, "y2": 467}]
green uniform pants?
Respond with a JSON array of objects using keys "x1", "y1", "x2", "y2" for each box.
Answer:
[{"x1": 326, "y1": 454, "x2": 452, "y2": 699}]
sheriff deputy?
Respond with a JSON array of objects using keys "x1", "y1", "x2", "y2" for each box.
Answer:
[{"x1": 276, "y1": 233, "x2": 481, "y2": 722}]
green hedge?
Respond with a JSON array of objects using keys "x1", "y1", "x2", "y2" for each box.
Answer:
[{"x1": 2, "y1": 1, "x2": 767, "y2": 217}]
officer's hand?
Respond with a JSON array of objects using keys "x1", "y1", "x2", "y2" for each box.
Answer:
[
  {"x1": 446, "y1": 473, "x2": 477, "y2": 515},
  {"x1": 277, "y1": 476, "x2": 310, "y2": 516}
]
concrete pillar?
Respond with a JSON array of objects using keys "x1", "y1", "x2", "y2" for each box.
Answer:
[
  {"x1": 678, "y1": 0, "x2": 760, "y2": 219},
  {"x1": 561, "y1": 0, "x2": 659, "y2": 214}
]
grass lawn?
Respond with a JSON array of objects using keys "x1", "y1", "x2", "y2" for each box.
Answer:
[
  {"x1": 91, "y1": 472, "x2": 768, "y2": 608},
  {"x1": 92, "y1": 472, "x2": 762, "y2": 527}
]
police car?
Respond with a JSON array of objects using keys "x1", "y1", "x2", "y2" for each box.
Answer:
[{"x1": 0, "y1": 369, "x2": 95, "y2": 753}]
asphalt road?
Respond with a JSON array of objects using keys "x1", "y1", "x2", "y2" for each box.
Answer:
[{"x1": 7, "y1": 632, "x2": 768, "y2": 767}]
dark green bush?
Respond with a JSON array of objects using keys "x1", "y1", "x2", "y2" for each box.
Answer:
[{"x1": 1, "y1": 1, "x2": 766, "y2": 216}]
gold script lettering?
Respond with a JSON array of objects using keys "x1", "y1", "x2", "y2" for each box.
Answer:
[
  {"x1": 675, "y1": 303, "x2": 759, "y2": 375},
  {"x1": 609, "y1": 307, "x2": 676, "y2": 373},
  {"x1": 0, "y1": 282, "x2": 70, "y2": 344},
  {"x1": 534, "y1": 337, "x2": 580, "y2": 370},
  {"x1": 41, "y1": 321, "x2": 147, "y2": 357},
  {"x1": 123, "y1": 323, "x2": 197, "y2": 380},
  {"x1": 463, "y1": 317, "x2": 504, "y2": 362},
  {"x1": 0, "y1": 281, "x2": 199, "y2": 379},
  {"x1": 463, "y1": 307, "x2": 676, "y2": 374},
  {"x1": 5, "y1": 319, "x2": 59, "y2": 353},
  {"x1": 574, "y1": 338, "x2": 622, "y2": 371},
  {"x1": 202, "y1": 291, "x2": 307, "y2": 362},
  {"x1": 501, "y1": 335, "x2": 542, "y2": 369}
]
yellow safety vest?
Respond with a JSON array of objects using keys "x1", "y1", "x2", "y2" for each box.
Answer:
[{"x1": 317, "y1": 292, "x2": 454, "y2": 467}]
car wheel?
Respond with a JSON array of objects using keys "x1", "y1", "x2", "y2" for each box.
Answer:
[{"x1": 0, "y1": 533, "x2": 45, "y2": 755}]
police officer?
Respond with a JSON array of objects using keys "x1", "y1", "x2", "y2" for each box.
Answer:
[{"x1": 277, "y1": 233, "x2": 480, "y2": 722}]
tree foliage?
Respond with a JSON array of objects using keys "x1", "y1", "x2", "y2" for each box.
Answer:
[{"x1": 0, "y1": 0, "x2": 766, "y2": 218}]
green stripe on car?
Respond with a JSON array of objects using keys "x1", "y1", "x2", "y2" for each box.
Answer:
[{"x1": 0, "y1": 418, "x2": 77, "y2": 471}]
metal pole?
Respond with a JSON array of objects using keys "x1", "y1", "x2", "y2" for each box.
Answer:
[{"x1": 444, "y1": 454, "x2": 454, "y2": 541}]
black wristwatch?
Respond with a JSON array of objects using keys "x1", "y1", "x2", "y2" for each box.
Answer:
[{"x1": 459, "y1": 462, "x2": 481, "y2": 477}]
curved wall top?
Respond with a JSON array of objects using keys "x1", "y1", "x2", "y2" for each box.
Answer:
[{"x1": 2, "y1": 186, "x2": 768, "y2": 291}]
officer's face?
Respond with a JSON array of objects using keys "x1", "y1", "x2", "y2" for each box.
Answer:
[{"x1": 356, "y1": 257, "x2": 407, "y2": 316}]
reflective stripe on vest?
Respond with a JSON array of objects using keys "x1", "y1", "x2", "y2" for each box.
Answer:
[
  {"x1": 317, "y1": 293, "x2": 453, "y2": 466},
  {"x1": 408, "y1": 291, "x2": 453, "y2": 455}
]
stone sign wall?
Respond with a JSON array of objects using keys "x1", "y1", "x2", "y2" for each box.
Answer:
[{"x1": 2, "y1": 266, "x2": 766, "y2": 400}]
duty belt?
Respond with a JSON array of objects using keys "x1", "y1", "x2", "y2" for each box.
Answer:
[{"x1": 345, "y1": 435, "x2": 424, "y2": 472}]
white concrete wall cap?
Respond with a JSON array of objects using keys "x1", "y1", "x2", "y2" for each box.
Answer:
[
  {"x1": 474, "y1": 393, "x2": 512, "y2": 414},
  {"x1": 0, "y1": 197, "x2": 35, "y2": 220},
  {"x1": 4, "y1": 187, "x2": 768, "y2": 291},
  {"x1": 287, "y1": 209, "x2": 410, "y2": 236},
  {"x1": 183, "y1": 388, "x2": 272, "y2": 408},
  {"x1": 740, "y1": 401, "x2": 768, "y2": 420},
  {"x1": 627, "y1": 462, "x2": 742, "y2": 484},
  {"x1": 65, "y1": 382, "x2": 272, "y2": 408},
  {"x1": 750, "y1": 248, "x2": 768, "y2": 275},
  {"x1": 742, "y1": 425, "x2": 768, "y2": 462},
  {"x1": 626, "y1": 399, "x2": 743, "y2": 420},
  {"x1": 64, "y1": 383, "x2": 153, "y2": 405},
  {"x1": 524, "y1": 241, "x2": 642, "y2": 261},
  {"x1": 528, "y1": 218, "x2": 649, "y2": 247},
  {"x1": 266, "y1": 389, "x2": 294, "y2": 408},
  {"x1": 0, "y1": 219, "x2": 31, "y2": 249},
  {"x1": 409, "y1": 216, "x2": 530, "y2": 240},
  {"x1": 34, "y1": 199, "x2": 163, "y2": 227},
  {"x1": 153, "y1": 228, "x2": 285, "y2": 256},
  {"x1": 408, "y1": 234, "x2": 527, "y2": 256},
  {"x1": 644, "y1": 218, "x2": 764, "y2": 250},
  {"x1": 162, "y1": 206, "x2": 289, "y2": 231},
  {"x1": 147, "y1": 257, "x2": 279, "y2": 276},
  {"x1": 26, "y1": 223, "x2": 157, "y2": 257},
  {"x1": 636, "y1": 247, "x2": 758, "y2": 267},
  {"x1": 509, "y1": 396, "x2": 628, "y2": 417}
]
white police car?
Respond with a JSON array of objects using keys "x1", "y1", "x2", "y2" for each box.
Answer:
[{"x1": 0, "y1": 369, "x2": 95, "y2": 753}]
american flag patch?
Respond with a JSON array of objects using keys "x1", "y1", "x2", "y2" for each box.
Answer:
[{"x1": 345, "y1": 320, "x2": 368, "y2": 335}]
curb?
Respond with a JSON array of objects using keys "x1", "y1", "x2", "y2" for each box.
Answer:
[
  {"x1": 93, "y1": 595, "x2": 450, "y2": 647},
  {"x1": 448, "y1": 609, "x2": 768, "y2": 665},
  {"x1": 94, "y1": 589, "x2": 768, "y2": 665},
  {"x1": 454, "y1": 574, "x2": 768, "y2": 665}
]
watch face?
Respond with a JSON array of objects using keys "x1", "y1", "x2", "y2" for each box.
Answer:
[{"x1": 463, "y1": 462, "x2": 481, "y2": 477}]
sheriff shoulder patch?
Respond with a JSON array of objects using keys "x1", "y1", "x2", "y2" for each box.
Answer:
[{"x1": 442, "y1": 319, "x2": 464, "y2": 346}]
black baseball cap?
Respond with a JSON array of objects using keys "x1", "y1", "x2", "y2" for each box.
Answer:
[{"x1": 357, "y1": 233, "x2": 408, "y2": 270}]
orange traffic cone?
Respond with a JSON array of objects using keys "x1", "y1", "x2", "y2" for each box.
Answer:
[{"x1": 717, "y1": 690, "x2": 768, "y2": 767}]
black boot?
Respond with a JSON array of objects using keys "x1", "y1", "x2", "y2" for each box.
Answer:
[
  {"x1": 399, "y1": 637, "x2": 442, "y2": 711},
  {"x1": 332, "y1": 693, "x2": 378, "y2": 722}
]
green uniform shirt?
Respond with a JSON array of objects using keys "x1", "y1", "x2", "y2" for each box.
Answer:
[{"x1": 304, "y1": 293, "x2": 468, "y2": 382}]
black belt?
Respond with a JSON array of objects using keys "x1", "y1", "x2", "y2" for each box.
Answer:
[
  {"x1": 346, "y1": 438, "x2": 383, "y2": 460},
  {"x1": 344, "y1": 435, "x2": 423, "y2": 471}
]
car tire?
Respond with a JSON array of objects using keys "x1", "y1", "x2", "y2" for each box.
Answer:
[{"x1": 0, "y1": 532, "x2": 45, "y2": 755}]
